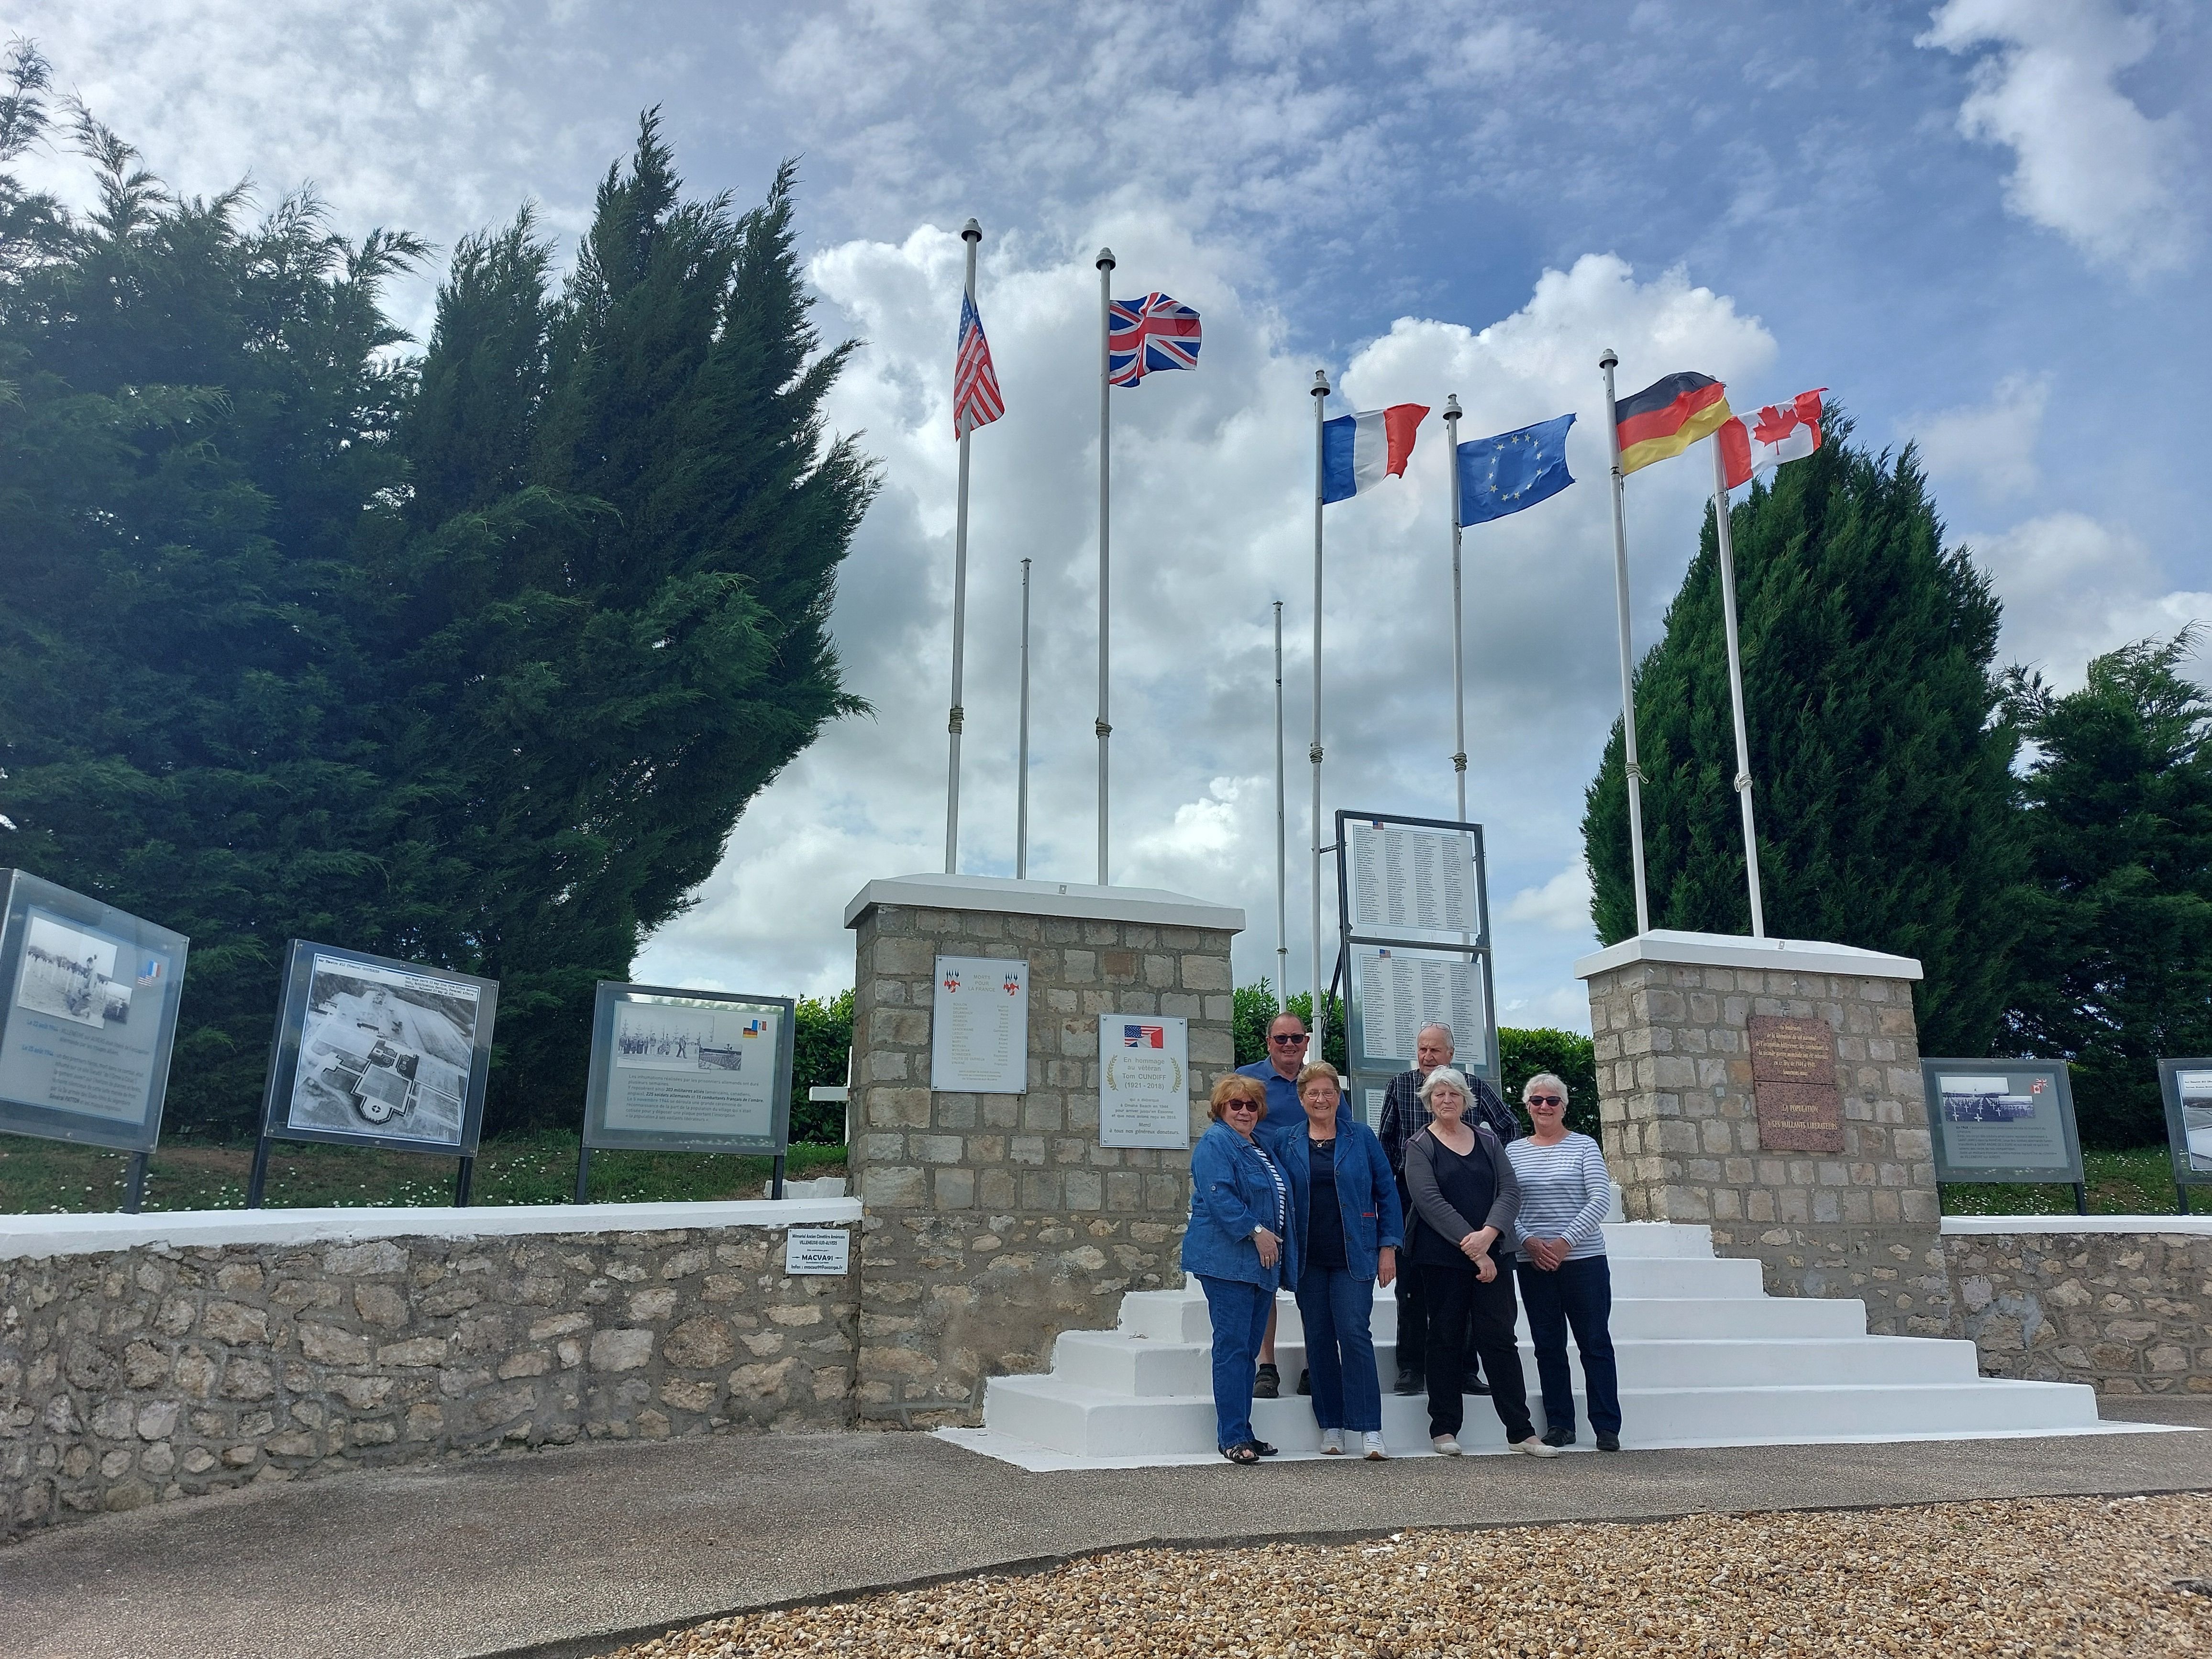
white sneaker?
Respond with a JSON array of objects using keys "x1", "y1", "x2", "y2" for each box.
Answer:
[
  {"x1": 1319, "y1": 1428, "x2": 1344, "y2": 1455},
  {"x1": 1362, "y1": 1432, "x2": 1388, "y2": 1460},
  {"x1": 1513, "y1": 1436, "x2": 1561, "y2": 1458},
  {"x1": 1431, "y1": 1434, "x2": 1462, "y2": 1456}
]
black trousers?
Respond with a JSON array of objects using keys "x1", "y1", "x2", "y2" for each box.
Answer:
[
  {"x1": 1420, "y1": 1260, "x2": 1534, "y2": 1443},
  {"x1": 1395, "y1": 1243, "x2": 1482, "y2": 1382}
]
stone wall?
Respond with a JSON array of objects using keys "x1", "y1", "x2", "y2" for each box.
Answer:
[
  {"x1": 1584, "y1": 940, "x2": 1947, "y2": 1335},
  {"x1": 1943, "y1": 1223, "x2": 2212, "y2": 1394},
  {"x1": 0, "y1": 1202, "x2": 859, "y2": 1539},
  {"x1": 845, "y1": 878, "x2": 1241, "y2": 1427}
]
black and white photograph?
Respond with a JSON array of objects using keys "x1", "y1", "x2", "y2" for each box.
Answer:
[
  {"x1": 2180, "y1": 1072, "x2": 2212, "y2": 1172},
  {"x1": 15, "y1": 912, "x2": 129, "y2": 1032},
  {"x1": 285, "y1": 954, "x2": 480, "y2": 1146},
  {"x1": 1939, "y1": 1076, "x2": 2039, "y2": 1123},
  {"x1": 613, "y1": 1003, "x2": 745, "y2": 1073}
]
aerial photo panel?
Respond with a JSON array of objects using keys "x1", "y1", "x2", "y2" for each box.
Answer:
[{"x1": 286, "y1": 954, "x2": 481, "y2": 1147}]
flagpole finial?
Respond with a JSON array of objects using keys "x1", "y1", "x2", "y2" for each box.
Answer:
[
  {"x1": 1445, "y1": 393, "x2": 1461, "y2": 420},
  {"x1": 1599, "y1": 347, "x2": 1619, "y2": 370},
  {"x1": 962, "y1": 218, "x2": 982, "y2": 243},
  {"x1": 1311, "y1": 369, "x2": 1329, "y2": 399},
  {"x1": 1096, "y1": 246, "x2": 1115, "y2": 271}
]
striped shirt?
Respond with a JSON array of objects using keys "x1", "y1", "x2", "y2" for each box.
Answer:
[
  {"x1": 1503, "y1": 1132, "x2": 1611, "y2": 1261},
  {"x1": 1252, "y1": 1143, "x2": 1287, "y2": 1234}
]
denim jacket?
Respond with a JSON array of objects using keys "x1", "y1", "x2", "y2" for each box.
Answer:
[
  {"x1": 1181, "y1": 1120, "x2": 1295, "y2": 1288},
  {"x1": 1273, "y1": 1105, "x2": 1405, "y2": 1282}
]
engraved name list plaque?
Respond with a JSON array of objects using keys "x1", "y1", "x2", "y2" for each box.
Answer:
[{"x1": 1747, "y1": 1014, "x2": 1845, "y2": 1153}]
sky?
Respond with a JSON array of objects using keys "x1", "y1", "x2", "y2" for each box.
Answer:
[{"x1": 11, "y1": 0, "x2": 2207, "y2": 1035}]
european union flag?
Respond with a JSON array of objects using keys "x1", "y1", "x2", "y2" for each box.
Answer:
[{"x1": 1456, "y1": 412, "x2": 1575, "y2": 527}]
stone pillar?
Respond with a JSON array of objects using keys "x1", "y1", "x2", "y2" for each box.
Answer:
[
  {"x1": 1579, "y1": 930, "x2": 1950, "y2": 1336},
  {"x1": 843, "y1": 873, "x2": 1242, "y2": 1427}
]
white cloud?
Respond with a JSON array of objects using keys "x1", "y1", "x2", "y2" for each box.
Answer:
[
  {"x1": 1920, "y1": 0, "x2": 2196, "y2": 276},
  {"x1": 1506, "y1": 860, "x2": 1596, "y2": 934},
  {"x1": 1904, "y1": 372, "x2": 2050, "y2": 501},
  {"x1": 1968, "y1": 510, "x2": 2212, "y2": 688}
]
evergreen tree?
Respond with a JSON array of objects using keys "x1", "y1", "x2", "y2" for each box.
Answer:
[
  {"x1": 1581, "y1": 428, "x2": 2024, "y2": 1058},
  {"x1": 2001, "y1": 632, "x2": 2212, "y2": 1146}
]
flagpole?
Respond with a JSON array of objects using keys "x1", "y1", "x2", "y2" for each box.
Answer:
[
  {"x1": 1444, "y1": 393, "x2": 1468, "y2": 822},
  {"x1": 1309, "y1": 369, "x2": 1329, "y2": 1052},
  {"x1": 1599, "y1": 348, "x2": 1652, "y2": 936},
  {"x1": 1095, "y1": 248, "x2": 1115, "y2": 886},
  {"x1": 1273, "y1": 599, "x2": 1289, "y2": 1001},
  {"x1": 1710, "y1": 440, "x2": 1767, "y2": 937},
  {"x1": 1017, "y1": 556, "x2": 1033, "y2": 881},
  {"x1": 944, "y1": 218, "x2": 984, "y2": 875}
]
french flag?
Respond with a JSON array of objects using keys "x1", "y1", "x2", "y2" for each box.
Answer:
[{"x1": 1322, "y1": 403, "x2": 1428, "y2": 504}]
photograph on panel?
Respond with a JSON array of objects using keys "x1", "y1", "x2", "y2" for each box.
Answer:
[
  {"x1": 286, "y1": 955, "x2": 479, "y2": 1143},
  {"x1": 17, "y1": 911, "x2": 132, "y2": 1030}
]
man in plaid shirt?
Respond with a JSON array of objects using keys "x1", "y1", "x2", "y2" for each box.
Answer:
[{"x1": 1377, "y1": 1023, "x2": 1519, "y2": 1395}]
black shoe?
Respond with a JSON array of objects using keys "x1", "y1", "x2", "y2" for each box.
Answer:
[
  {"x1": 1296, "y1": 1368, "x2": 1312, "y2": 1396},
  {"x1": 1393, "y1": 1368, "x2": 1421, "y2": 1396},
  {"x1": 1541, "y1": 1426, "x2": 1575, "y2": 1449},
  {"x1": 1463, "y1": 1377, "x2": 1490, "y2": 1396},
  {"x1": 1253, "y1": 1439, "x2": 1279, "y2": 1456},
  {"x1": 1596, "y1": 1430, "x2": 1621, "y2": 1452},
  {"x1": 1253, "y1": 1362, "x2": 1280, "y2": 1400}
]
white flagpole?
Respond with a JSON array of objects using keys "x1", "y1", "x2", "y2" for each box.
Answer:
[
  {"x1": 1095, "y1": 248, "x2": 1116, "y2": 887},
  {"x1": 1598, "y1": 348, "x2": 1653, "y2": 936},
  {"x1": 944, "y1": 218, "x2": 984, "y2": 875},
  {"x1": 1273, "y1": 599, "x2": 1288, "y2": 1000},
  {"x1": 1444, "y1": 393, "x2": 1468, "y2": 823},
  {"x1": 1309, "y1": 369, "x2": 1330, "y2": 1052},
  {"x1": 1710, "y1": 440, "x2": 1767, "y2": 937},
  {"x1": 1017, "y1": 556, "x2": 1033, "y2": 881}
]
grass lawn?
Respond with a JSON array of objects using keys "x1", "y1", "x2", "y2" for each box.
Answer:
[
  {"x1": 0, "y1": 1130, "x2": 849, "y2": 1215},
  {"x1": 1937, "y1": 1144, "x2": 2199, "y2": 1217}
]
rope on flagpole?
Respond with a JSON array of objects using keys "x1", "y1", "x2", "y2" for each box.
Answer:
[
  {"x1": 1445, "y1": 393, "x2": 1468, "y2": 823},
  {"x1": 944, "y1": 218, "x2": 983, "y2": 875},
  {"x1": 1600, "y1": 348, "x2": 1653, "y2": 936},
  {"x1": 1095, "y1": 248, "x2": 1115, "y2": 887},
  {"x1": 1310, "y1": 369, "x2": 1329, "y2": 1052}
]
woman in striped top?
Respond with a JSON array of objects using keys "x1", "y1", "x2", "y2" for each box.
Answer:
[{"x1": 1504, "y1": 1073, "x2": 1622, "y2": 1451}]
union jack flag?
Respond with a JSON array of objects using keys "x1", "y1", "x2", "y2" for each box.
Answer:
[
  {"x1": 1108, "y1": 293, "x2": 1201, "y2": 387},
  {"x1": 1123, "y1": 1024, "x2": 1164, "y2": 1049},
  {"x1": 953, "y1": 291, "x2": 1004, "y2": 436}
]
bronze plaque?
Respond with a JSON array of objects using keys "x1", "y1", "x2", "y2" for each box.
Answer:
[{"x1": 1748, "y1": 1016, "x2": 1843, "y2": 1152}]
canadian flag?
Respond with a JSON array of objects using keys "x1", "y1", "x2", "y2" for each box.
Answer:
[{"x1": 1718, "y1": 388, "x2": 1827, "y2": 490}]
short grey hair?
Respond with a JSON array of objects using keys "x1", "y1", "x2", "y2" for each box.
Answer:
[
  {"x1": 1417, "y1": 1066, "x2": 1472, "y2": 1107},
  {"x1": 1417, "y1": 1023, "x2": 1455, "y2": 1048},
  {"x1": 1521, "y1": 1071, "x2": 1570, "y2": 1105}
]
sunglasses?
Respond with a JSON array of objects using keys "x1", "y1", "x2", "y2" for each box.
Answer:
[
  {"x1": 1528, "y1": 1095, "x2": 1565, "y2": 1106},
  {"x1": 1269, "y1": 1033, "x2": 1306, "y2": 1045},
  {"x1": 1224, "y1": 1101, "x2": 1261, "y2": 1113}
]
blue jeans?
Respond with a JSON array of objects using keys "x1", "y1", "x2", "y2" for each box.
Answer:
[
  {"x1": 1516, "y1": 1254, "x2": 1622, "y2": 1437},
  {"x1": 1295, "y1": 1266, "x2": 1382, "y2": 1433},
  {"x1": 1198, "y1": 1275, "x2": 1276, "y2": 1450}
]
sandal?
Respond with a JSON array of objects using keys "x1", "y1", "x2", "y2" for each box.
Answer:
[
  {"x1": 1221, "y1": 1441, "x2": 1263, "y2": 1465},
  {"x1": 1253, "y1": 1439, "x2": 1279, "y2": 1457}
]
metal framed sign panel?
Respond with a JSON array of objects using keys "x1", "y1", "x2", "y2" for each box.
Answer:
[
  {"x1": 259, "y1": 940, "x2": 497, "y2": 1157},
  {"x1": 1346, "y1": 945, "x2": 1494, "y2": 1081},
  {"x1": 0, "y1": 869, "x2": 188, "y2": 1153},
  {"x1": 1920, "y1": 1058, "x2": 2085, "y2": 1186},
  {"x1": 2158, "y1": 1058, "x2": 2212, "y2": 1186},
  {"x1": 582, "y1": 982, "x2": 795, "y2": 1155}
]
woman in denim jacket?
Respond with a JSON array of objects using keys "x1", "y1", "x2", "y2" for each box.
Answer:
[{"x1": 1182, "y1": 1073, "x2": 1297, "y2": 1464}]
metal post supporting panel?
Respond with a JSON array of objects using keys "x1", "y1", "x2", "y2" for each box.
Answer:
[
  {"x1": 1598, "y1": 348, "x2": 1653, "y2": 936},
  {"x1": 944, "y1": 219, "x2": 984, "y2": 875},
  {"x1": 1095, "y1": 247, "x2": 1116, "y2": 886},
  {"x1": 1444, "y1": 394, "x2": 1469, "y2": 822},
  {"x1": 1709, "y1": 437, "x2": 1768, "y2": 938},
  {"x1": 1309, "y1": 369, "x2": 1330, "y2": 1050}
]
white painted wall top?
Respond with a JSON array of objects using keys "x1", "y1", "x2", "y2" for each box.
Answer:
[
  {"x1": 1574, "y1": 928, "x2": 1924, "y2": 983},
  {"x1": 844, "y1": 872, "x2": 1245, "y2": 933},
  {"x1": 0, "y1": 1197, "x2": 863, "y2": 1261},
  {"x1": 1941, "y1": 1215, "x2": 2212, "y2": 1237}
]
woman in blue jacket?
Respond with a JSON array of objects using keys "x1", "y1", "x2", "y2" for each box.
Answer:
[
  {"x1": 1182, "y1": 1072, "x2": 1294, "y2": 1464},
  {"x1": 1284, "y1": 1062, "x2": 1404, "y2": 1459}
]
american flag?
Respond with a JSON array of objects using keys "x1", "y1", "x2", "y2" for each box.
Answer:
[
  {"x1": 1123, "y1": 1023, "x2": 1164, "y2": 1049},
  {"x1": 1108, "y1": 293, "x2": 1202, "y2": 387},
  {"x1": 953, "y1": 291, "x2": 1004, "y2": 435}
]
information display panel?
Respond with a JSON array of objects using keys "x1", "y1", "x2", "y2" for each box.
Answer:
[
  {"x1": 1348, "y1": 945, "x2": 1491, "y2": 1078},
  {"x1": 930, "y1": 956, "x2": 1029, "y2": 1094},
  {"x1": 1098, "y1": 1014, "x2": 1191, "y2": 1149},
  {"x1": 1344, "y1": 818, "x2": 1485, "y2": 945},
  {"x1": 260, "y1": 940, "x2": 497, "y2": 1157},
  {"x1": 0, "y1": 869, "x2": 188, "y2": 1153},
  {"x1": 1920, "y1": 1058, "x2": 2084, "y2": 1186},
  {"x1": 583, "y1": 983, "x2": 794, "y2": 1156},
  {"x1": 2158, "y1": 1059, "x2": 2212, "y2": 1186}
]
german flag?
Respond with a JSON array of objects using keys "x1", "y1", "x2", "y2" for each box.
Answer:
[{"x1": 1615, "y1": 372, "x2": 1732, "y2": 475}]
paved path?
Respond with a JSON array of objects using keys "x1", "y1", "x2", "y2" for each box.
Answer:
[{"x1": 5, "y1": 1400, "x2": 2208, "y2": 1659}]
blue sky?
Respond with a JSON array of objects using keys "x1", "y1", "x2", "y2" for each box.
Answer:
[{"x1": 13, "y1": 0, "x2": 2207, "y2": 1034}]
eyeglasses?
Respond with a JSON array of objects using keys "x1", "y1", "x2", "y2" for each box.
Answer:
[
  {"x1": 1269, "y1": 1033, "x2": 1306, "y2": 1045},
  {"x1": 1224, "y1": 1101, "x2": 1261, "y2": 1114},
  {"x1": 1528, "y1": 1095, "x2": 1565, "y2": 1106}
]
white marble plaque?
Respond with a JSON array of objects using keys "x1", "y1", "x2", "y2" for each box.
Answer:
[
  {"x1": 784, "y1": 1227, "x2": 851, "y2": 1275},
  {"x1": 930, "y1": 956, "x2": 1029, "y2": 1094},
  {"x1": 1098, "y1": 1015, "x2": 1190, "y2": 1149}
]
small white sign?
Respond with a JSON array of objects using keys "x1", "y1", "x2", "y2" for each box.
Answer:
[
  {"x1": 784, "y1": 1227, "x2": 851, "y2": 1275},
  {"x1": 1099, "y1": 1014, "x2": 1191, "y2": 1149},
  {"x1": 930, "y1": 955, "x2": 1029, "y2": 1094}
]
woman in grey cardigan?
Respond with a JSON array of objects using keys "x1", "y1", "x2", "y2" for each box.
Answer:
[{"x1": 1402, "y1": 1068, "x2": 1556, "y2": 1458}]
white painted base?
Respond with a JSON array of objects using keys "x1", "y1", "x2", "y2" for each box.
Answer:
[{"x1": 940, "y1": 1222, "x2": 2179, "y2": 1471}]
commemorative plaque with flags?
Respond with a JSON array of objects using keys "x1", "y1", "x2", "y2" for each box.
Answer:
[
  {"x1": 953, "y1": 291, "x2": 1004, "y2": 435},
  {"x1": 1107, "y1": 293, "x2": 1202, "y2": 387}
]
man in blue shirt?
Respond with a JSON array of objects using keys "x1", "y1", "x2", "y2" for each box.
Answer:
[{"x1": 1235, "y1": 1010, "x2": 1311, "y2": 1397}]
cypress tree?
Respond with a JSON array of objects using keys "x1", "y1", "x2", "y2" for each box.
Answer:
[
  {"x1": 2001, "y1": 633, "x2": 2212, "y2": 1146},
  {"x1": 1581, "y1": 426, "x2": 2025, "y2": 1057}
]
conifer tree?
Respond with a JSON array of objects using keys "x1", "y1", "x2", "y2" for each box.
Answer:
[
  {"x1": 1581, "y1": 429, "x2": 2025, "y2": 1058},
  {"x1": 2001, "y1": 633, "x2": 2212, "y2": 1146}
]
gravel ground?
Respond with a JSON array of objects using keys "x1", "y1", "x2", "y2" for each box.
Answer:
[{"x1": 615, "y1": 1493, "x2": 2212, "y2": 1658}]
